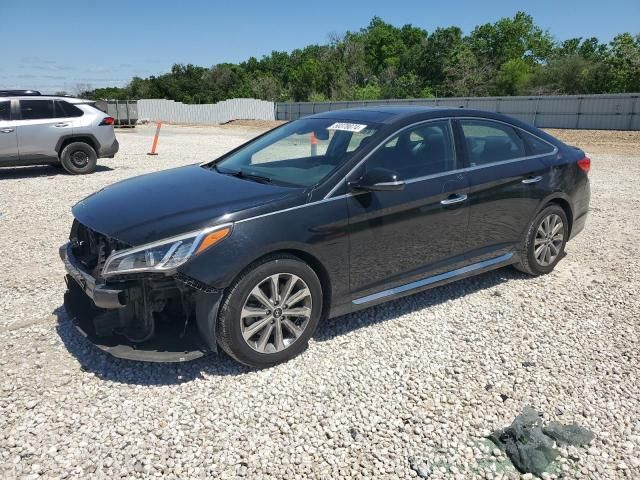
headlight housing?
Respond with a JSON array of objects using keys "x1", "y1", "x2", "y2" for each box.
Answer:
[{"x1": 102, "y1": 224, "x2": 232, "y2": 277}]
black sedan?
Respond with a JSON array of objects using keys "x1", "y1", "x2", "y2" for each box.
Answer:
[{"x1": 60, "y1": 107, "x2": 590, "y2": 367}]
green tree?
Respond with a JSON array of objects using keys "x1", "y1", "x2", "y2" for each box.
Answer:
[
  {"x1": 606, "y1": 33, "x2": 640, "y2": 92},
  {"x1": 83, "y1": 15, "x2": 639, "y2": 103},
  {"x1": 470, "y1": 11, "x2": 554, "y2": 66},
  {"x1": 494, "y1": 58, "x2": 532, "y2": 95}
]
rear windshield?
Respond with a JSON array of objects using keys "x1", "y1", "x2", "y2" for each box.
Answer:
[{"x1": 211, "y1": 118, "x2": 380, "y2": 187}]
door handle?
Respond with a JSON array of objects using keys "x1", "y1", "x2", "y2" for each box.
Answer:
[
  {"x1": 522, "y1": 176, "x2": 543, "y2": 184},
  {"x1": 54, "y1": 123, "x2": 70, "y2": 127},
  {"x1": 441, "y1": 193, "x2": 468, "y2": 205},
  {"x1": 0, "y1": 128, "x2": 14, "y2": 133}
]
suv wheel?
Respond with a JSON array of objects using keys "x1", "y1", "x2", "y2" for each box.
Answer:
[
  {"x1": 216, "y1": 255, "x2": 323, "y2": 368},
  {"x1": 514, "y1": 204, "x2": 568, "y2": 276},
  {"x1": 60, "y1": 142, "x2": 97, "y2": 174}
]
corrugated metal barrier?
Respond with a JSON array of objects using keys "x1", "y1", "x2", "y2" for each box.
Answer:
[
  {"x1": 138, "y1": 98, "x2": 275, "y2": 125},
  {"x1": 275, "y1": 93, "x2": 640, "y2": 130}
]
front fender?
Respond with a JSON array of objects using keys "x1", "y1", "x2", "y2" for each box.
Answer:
[{"x1": 178, "y1": 196, "x2": 351, "y2": 303}]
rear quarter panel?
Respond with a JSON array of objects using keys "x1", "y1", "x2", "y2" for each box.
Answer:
[
  {"x1": 74, "y1": 105, "x2": 116, "y2": 150},
  {"x1": 540, "y1": 145, "x2": 590, "y2": 238}
]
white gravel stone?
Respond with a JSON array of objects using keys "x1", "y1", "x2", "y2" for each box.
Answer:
[{"x1": 0, "y1": 125, "x2": 638, "y2": 479}]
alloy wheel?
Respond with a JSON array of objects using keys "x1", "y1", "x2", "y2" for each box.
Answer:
[
  {"x1": 240, "y1": 273, "x2": 312, "y2": 354},
  {"x1": 534, "y1": 213, "x2": 564, "y2": 266}
]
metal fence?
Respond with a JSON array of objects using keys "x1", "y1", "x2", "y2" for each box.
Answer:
[
  {"x1": 138, "y1": 98, "x2": 275, "y2": 125},
  {"x1": 275, "y1": 93, "x2": 640, "y2": 130}
]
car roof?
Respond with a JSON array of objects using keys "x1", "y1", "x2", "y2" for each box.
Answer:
[
  {"x1": 306, "y1": 105, "x2": 534, "y2": 128},
  {"x1": 2, "y1": 95, "x2": 90, "y2": 104},
  {"x1": 306, "y1": 106, "x2": 446, "y2": 124}
]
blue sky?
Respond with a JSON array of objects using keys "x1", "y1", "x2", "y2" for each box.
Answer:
[{"x1": 3, "y1": 0, "x2": 639, "y2": 93}]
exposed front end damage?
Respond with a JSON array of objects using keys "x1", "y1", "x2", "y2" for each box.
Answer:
[{"x1": 60, "y1": 221, "x2": 222, "y2": 362}]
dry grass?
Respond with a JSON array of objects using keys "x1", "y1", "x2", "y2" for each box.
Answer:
[{"x1": 544, "y1": 129, "x2": 640, "y2": 155}]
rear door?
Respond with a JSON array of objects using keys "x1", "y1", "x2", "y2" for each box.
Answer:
[
  {"x1": 0, "y1": 100, "x2": 18, "y2": 164},
  {"x1": 347, "y1": 120, "x2": 470, "y2": 301},
  {"x1": 16, "y1": 99, "x2": 74, "y2": 162},
  {"x1": 457, "y1": 118, "x2": 550, "y2": 260}
]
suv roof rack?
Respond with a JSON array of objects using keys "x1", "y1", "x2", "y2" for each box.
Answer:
[{"x1": 0, "y1": 90, "x2": 42, "y2": 97}]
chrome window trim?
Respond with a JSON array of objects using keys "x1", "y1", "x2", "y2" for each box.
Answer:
[
  {"x1": 324, "y1": 118, "x2": 456, "y2": 199},
  {"x1": 403, "y1": 167, "x2": 467, "y2": 185},
  {"x1": 324, "y1": 116, "x2": 557, "y2": 199},
  {"x1": 463, "y1": 150, "x2": 557, "y2": 171},
  {"x1": 352, "y1": 252, "x2": 514, "y2": 305},
  {"x1": 457, "y1": 117, "x2": 558, "y2": 169},
  {"x1": 232, "y1": 116, "x2": 558, "y2": 226}
]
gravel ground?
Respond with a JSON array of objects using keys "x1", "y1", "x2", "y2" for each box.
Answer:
[{"x1": 0, "y1": 124, "x2": 638, "y2": 479}]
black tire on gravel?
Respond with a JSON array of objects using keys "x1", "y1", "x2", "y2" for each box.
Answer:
[
  {"x1": 216, "y1": 255, "x2": 323, "y2": 368},
  {"x1": 60, "y1": 142, "x2": 97, "y2": 174},
  {"x1": 514, "y1": 204, "x2": 569, "y2": 276}
]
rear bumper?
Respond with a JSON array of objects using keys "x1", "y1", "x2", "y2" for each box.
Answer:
[
  {"x1": 570, "y1": 210, "x2": 588, "y2": 240},
  {"x1": 98, "y1": 138, "x2": 119, "y2": 158},
  {"x1": 59, "y1": 242, "x2": 220, "y2": 362},
  {"x1": 569, "y1": 179, "x2": 590, "y2": 241}
]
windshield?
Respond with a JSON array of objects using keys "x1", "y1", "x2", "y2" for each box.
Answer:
[{"x1": 211, "y1": 118, "x2": 379, "y2": 187}]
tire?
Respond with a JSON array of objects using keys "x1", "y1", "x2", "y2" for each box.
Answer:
[
  {"x1": 60, "y1": 142, "x2": 97, "y2": 174},
  {"x1": 216, "y1": 255, "x2": 323, "y2": 368},
  {"x1": 514, "y1": 204, "x2": 569, "y2": 276}
]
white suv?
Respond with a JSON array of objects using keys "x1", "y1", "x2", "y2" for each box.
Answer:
[{"x1": 0, "y1": 94, "x2": 119, "y2": 174}]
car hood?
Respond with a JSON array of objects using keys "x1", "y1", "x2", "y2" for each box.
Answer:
[{"x1": 72, "y1": 164, "x2": 302, "y2": 245}]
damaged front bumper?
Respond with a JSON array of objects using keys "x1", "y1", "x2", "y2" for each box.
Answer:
[{"x1": 59, "y1": 243, "x2": 222, "y2": 362}]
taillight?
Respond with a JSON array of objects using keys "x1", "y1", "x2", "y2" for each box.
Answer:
[
  {"x1": 577, "y1": 157, "x2": 591, "y2": 173},
  {"x1": 99, "y1": 117, "x2": 115, "y2": 126}
]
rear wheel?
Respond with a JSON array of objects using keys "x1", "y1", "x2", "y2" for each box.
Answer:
[
  {"x1": 514, "y1": 204, "x2": 568, "y2": 276},
  {"x1": 60, "y1": 142, "x2": 97, "y2": 174},
  {"x1": 216, "y1": 255, "x2": 323, "y2": 368}
]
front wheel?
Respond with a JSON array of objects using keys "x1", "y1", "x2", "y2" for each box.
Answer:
[
  {"x1": 514, "y1": 204, "x2": 568, "y2": 276},
  {"x1": 216, "y1": 255, "x2": 323, "y2": 368}
]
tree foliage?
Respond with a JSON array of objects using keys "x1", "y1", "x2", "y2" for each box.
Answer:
[{"x1": 86, "y1": 12, "x2": 640, "y2": 102}]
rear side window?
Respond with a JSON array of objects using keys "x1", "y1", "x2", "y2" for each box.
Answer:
[
  {"x1": 19, "y1": 100, "x2": 54, "y2": 120},
  {"x1": 460, "y1": 120, "x2": 525, "y2": 167},
  {"x1": 519, "y1": 130, "x2": 555, "y2": 155},
  {"x1": 366, "y1": 120, "x2": 456, "y2": 179},
  {"x1": 55, "y1": 100, "x2": 84, "y2": 118},
  {"x1": 0, "y1": 101, "x2": 9, "y2": 121}
]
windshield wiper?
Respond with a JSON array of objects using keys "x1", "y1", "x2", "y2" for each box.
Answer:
[{"x1": 211, "y1": 164, "x2": 272, "y2": 184}]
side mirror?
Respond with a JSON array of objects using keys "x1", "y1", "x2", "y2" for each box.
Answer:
[{"x1": 349, "y1": 168, "x2": 405, "y2": 192}]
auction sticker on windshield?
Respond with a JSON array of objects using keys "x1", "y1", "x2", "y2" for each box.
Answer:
[{"x1": 327, "y1": 122, "x2": 367, "y2": 133}]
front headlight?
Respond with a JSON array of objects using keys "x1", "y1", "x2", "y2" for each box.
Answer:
[{"x1": 102, "y1": 224, "x2": 232, "y2": 277}]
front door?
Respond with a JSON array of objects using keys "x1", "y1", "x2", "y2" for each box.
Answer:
[
  {"x1": 347, "y1": 120, "x2": 469, "y2": 300},
  {"x1": 0, "y1": 100, "x2": 18, "y2": 165}
]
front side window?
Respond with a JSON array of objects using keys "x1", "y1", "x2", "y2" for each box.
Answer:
[
  {"x1": 460, "y1": 119, "x2": 525, "y2": 166},
  {"x1": 365, "y1": 120, "x2": 456, "y2": 179},
  {"x1": 19, "y1": 100, "x2": 54, "y2": 120},
  {"x1": 0, "y1": 101, "x2": 10, "y2": 121},
  {"x1": 213, "y1": 118, "x2": 380, "y2": 187}
]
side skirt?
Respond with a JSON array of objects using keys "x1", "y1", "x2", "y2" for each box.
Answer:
[{"x1": 352, "y1": 252, "x2": 514, "y2": 306}]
